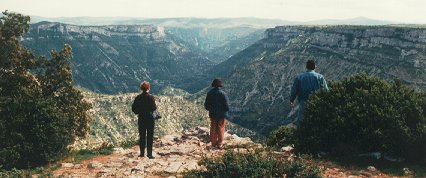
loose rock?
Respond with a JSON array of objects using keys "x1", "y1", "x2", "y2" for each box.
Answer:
[
  {"x1": 61, "y1": 163, "x2": 74, "y2": 168},
  {"x1": 367, "y1": 166, "x2": 376, "y2": 172},
  {"x1": 87, "y1": 161, "x2": 103, "y2": 169}
]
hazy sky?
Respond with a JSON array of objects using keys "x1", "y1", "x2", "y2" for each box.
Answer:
[{"x1": 1, "y1": 0, "x2": 425, "y2": 23}]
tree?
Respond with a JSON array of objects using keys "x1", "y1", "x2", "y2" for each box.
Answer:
[{"x1": 0, "y1": 11, "x2": 91, "y2": 169}]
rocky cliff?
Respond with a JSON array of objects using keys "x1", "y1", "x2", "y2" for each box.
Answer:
[
  {"x1": 210, "y1": 26, "x2": 426, "y2": 135},
  {"x1": 21, "y1": 22, "x2": 212, "y2": 94}
]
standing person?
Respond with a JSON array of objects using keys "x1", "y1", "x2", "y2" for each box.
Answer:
[
  {"x1": 204, "y1": 78, "x2": 230, "y2": 149},
  {"x1": 132, "y1": 81, "x2": 157, "y2": 159},
  {"x1": 288, "y1": 59, "x2": 329, "y2": 126}
]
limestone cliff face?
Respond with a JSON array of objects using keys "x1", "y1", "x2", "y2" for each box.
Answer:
[
  {"x1": 167, "y1": 27, "x2": 265, "y2": 63},
  {"x1": 30, "y1": 22, "x2": 166, "y2": 38},
  {"x1": 21, "y1": 22, "x2": 212, "y2": 94},
  {"x1": 211, "y1": 26, "x2": 426, "y2": 135}
]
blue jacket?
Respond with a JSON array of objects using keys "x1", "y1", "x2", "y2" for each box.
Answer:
[
  {"x1": 204, "y1": 87, "x2": 230, "y2": 119},
  {"x1": 290, "y1": 70, "x2": 329, "y2": 102}
]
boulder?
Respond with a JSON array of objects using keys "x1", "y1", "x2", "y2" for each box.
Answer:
[
  {"x1": 105, "y1": 162, "x2": 123, "y2": 168},
  {"x1": 73, "y1": 164, "x2": 84, "y2": 169},
  {"x1": 367, "y1": 166, "x2": 376, "y2": 172},
  {"x1": 164, "y1": 161, "x2": 184, "y2": 174},
  {"x1": 87, "y1": 161, "x2": 103, "y2": 169},
  {"x1": 182, "y1": 161, "x2": 199, "y2": 171},
  {"x1": 281, "y1": 146, "x2": 294, "y2": 152},
  {"x1": 131, "y1": 163, "x2": 144, "y2": 174},
  {"x1": 61, "y1": 163, "x2": 74, "y2": 168}
]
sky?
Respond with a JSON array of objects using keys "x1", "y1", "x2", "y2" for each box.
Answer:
[{"x1": 1, "y1": 0, "x2": 426, "y2": 23}]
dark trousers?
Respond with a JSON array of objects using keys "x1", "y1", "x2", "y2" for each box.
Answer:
[{"x1": 138, "y1": 117, "x2": 155, "y2": 156}]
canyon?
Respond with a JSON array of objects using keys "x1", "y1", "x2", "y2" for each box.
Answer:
[{"x1": 21, "y1": 21, "x2": 426, "y2": 140}]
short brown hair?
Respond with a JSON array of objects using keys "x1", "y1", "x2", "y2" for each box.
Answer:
[
  {"x1": 306, "y1": 59, "x2": 316, "y2": 70},
  {"x1": 211, "y1": 78, "x2": 223, "y2": 88},
  {"x1": 140, "y1": 81, "x2": 150, "y2": 92}
]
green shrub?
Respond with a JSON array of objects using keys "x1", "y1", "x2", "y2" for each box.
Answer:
[
  {"x1": 0, "y1": 167, "x2": 54, "y2": 178},
  {"x1": 71, "y1": 146, "x2": 114, "y2": 163},
  {"x1": 184, "y1": 150, "x2": 321, "y2": 178},
  {"x1": 0, "y1": 168, "x2": 23, "y2": 178},
  {"x1": 97, "y1": 146, "x2": 114, "y2": 155},
  {"x1": 0, "y1": 96, "x2": 70, "y2": 168},
  {"x1": 267, "y1": 125, "x2": 297, "y2": 148},
  {"x1": 284, "y1": 158, "x2": 322, "y2": 178},
  {"x1": 72, "y1": 149, "x2": 98, "y2": 163},
  {"x1": 120, "y1": 137, "x2": 139, "y2": 149},
  {"x1": 0, "y1": 12, "x2": 91, "y2": 169},
  {"x1": 296, "y1": 73, "x2": 426, "y2": 162}
]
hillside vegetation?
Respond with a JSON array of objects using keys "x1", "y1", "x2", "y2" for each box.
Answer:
[
  {"x1": 72, "y1": 87, "x2": 260, "y2": 150},
  {"x1": 71, "y1": 90, "x2": 209, "y2": 150}
]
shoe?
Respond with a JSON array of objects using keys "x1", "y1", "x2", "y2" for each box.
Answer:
[
  {"x1": 138, "y1": 154, "x2": 144, "y2": 158},
  {"x1": 148, "y1": 155, "x2": 155, "y2": 159},
  {"x1": 217, "y1": 145, "x2": 224, "y2": 150}
]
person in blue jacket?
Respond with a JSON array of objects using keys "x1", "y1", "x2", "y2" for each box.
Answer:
[
  {"x1": 204, "y1": 78, "x2": 230, "y2": 149},
  {"x1": 288, "y1": 59, "x2": 329, "y2": 126}
]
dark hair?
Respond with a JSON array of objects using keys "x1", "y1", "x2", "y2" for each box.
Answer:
[
  {"x1": 140, "y1": 81, "x2": 150, "y2": 92},
  {"x1": 211, "y1": 78, "x2": 223, "y2": 88},
  {"x1": 306, "y1": 59, "x2": 316, "y2": 70}
]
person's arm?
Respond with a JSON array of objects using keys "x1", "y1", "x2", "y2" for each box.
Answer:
[
  {"x1": 150, "y1": 95, "x2": 157, "y2": 112},
  {"x1": 204, "y1": 92, "x2": 211, "y2": 111},
  {"x1": 290, "y1": 77, "x2": 300, "y2": 103},
  {"x1": 223, "y1": 92, "x2": 230, "y2": 112},
  {"x1": 321, "y1": 77, "x2": 329, "y2": 90},
  {"x1": 132, "y1": 95, "x2": 141, "y2": 114}
]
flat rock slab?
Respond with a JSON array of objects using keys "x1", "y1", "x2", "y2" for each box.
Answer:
[
  {"x1": 61, "y1": 163, "x2": 74, "y2": 168},
  {"x1": 164, "y1": 161, "x2": 184, "y2": 174}
]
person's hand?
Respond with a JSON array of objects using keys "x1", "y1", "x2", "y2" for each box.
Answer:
[{"x1": 290, "y1": 101, "x2": 295, "y2": 108}]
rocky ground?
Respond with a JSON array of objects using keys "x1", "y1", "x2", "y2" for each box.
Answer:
[
  {"x1": 53, "y1": 127, "x2": 257, "y2": 177},
  {"x1": 52, "y1": 127, "x2": 396, "y2": 178}
]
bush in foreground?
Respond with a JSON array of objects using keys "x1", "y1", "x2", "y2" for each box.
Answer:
[
  {"x1": 184, "y1": 150, "x2": 321, "y2": 178},
  {"x1": 295, "y1": 74, "x2": 426, "y2": 162},
  {"x1": 0, "y1": 168, "x2": 23, "y2": 177},
  {"x1": 267, "y1": 125, "x2": 297, "y2": 148}
]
